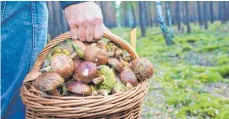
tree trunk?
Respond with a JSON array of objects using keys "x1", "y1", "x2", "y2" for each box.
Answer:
[
  {"x1": 139, "y1": 1, "x2": 146, "y2": 36},
  {"x1": 143, "y1": 2, "x2": 149, "y2": 28},
  {"x1": 100, "y1": 2, "x2": 107, "y2": 26},
  {"x1": 165, "y1": 3, "x2": 173, "y2": 28},
  {"x1": 197, "y1": 1, "x2": 202, "y2": 26},
  {"x1": 209, "y1": 1, "x2": 214, "y2": 23},
  {"x1": 203, "y1": 2, "x2": 208, "y2": 29},
  {"x1": 130, "y1": 3, "x2": 137, "y2": 28},
  {"x1": 175, "y1": 1, "x2": 181, "y2": 31},
  {"x1": 155, "y1": 1, "x2": 174, "y2": 45},
  {"x1": 185, "y1": 1, "x2": 191, "y2": 33},
  {"x1": 148, "y1": 2, "x2": 153, "y2": 27}
]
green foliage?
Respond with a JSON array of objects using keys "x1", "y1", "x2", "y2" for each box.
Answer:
[
  {"x1": 110, "y1": 22, "x2": 229, "y2": 118},
  {"x1": 216, "y1": 55, "x2": 229, "y2": 65},
  {"x1": 176, "y1": 94, "x2": 229, "y2": 119}
]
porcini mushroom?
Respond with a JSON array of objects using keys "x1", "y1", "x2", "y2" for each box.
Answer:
[
  {"x1": 96, "y1": 65, "x2": 117, "y2": 96},
  {"x1": 66, "y1": 81, "x2": 92, "y2": 96},
  {"x1": 119, "y1": 68, "x2": 138, "y2": 87},
  {"x1": 73, "y1": 61, "x2": 98, "y2": 83},
  {"x1": 51, "y1": 53, "x2": 74, "y2": 78},
  {"x1": 108, "y1": 58, "x2": 124, "y2": 73},
  {"x1": 130, "y1": 58, "x2": 154, "y2": 81},
  {"x1": 84, "y1": 46, "x2": 108, "y2": 65},
  {"x1": 34, "y1": 72, "x2": 65, "y2": 96}
]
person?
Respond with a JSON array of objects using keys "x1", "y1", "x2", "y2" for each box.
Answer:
[{"x1": 1, "y1": 1, "x2": 105, "y2": 118}]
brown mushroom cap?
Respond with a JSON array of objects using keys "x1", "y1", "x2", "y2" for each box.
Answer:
[
  {"x1": 24, "y1": 71, "x2": 42, "y2": 82},
  {"x1": 130, "y1": 58, "x2": 154, "y2": 81},
  {"x1": 96, "y1": 41, "x2": 106, "y2": 50},
  {"x1": 34, "y1": 72, "x2": 65, "y2": 93},
  {"x1": 72, "y1": 40, "x2": 87, "y2": 52},
  {"x1": 73, "y1": 58, "x2": 84, "y2": 70},
  {"x1": 108, "y1": 58, "x2": 124, "y2": 73},
  {"x1": 84, "y1": 46, "x2": 108, "y2": 65},
  {"x1": 51, "y1": 53, "x2": 74, "y2": 78},
  {"x1": 119, "y1": 68, "x2": 138, "y2": 87},
  {"x1": 66, "y1": 81, "x2": 92, "y2": 96},
  {"x1": 73, "y1": 61, "x2": 98, "y2": 83}
]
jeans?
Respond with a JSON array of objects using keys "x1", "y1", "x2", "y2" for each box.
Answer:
[{"x1": 1, "y1": 1, "x2": 48, "y2": 118}]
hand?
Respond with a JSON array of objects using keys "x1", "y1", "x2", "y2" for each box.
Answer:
[{"x1": 64, "y1": 2, "x2": 104, "y2": 42}]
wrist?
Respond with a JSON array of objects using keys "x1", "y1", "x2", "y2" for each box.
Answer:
[{"x1": 60, "y1": 1, "x2": 86, "y2": 9}]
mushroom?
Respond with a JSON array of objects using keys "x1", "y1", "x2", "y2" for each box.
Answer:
[
  {"x1": 23, "y1": 71, "x2": 42, "y2": 83},
  {"x1": 130, "y1": 58, "x2": 154, "y2": 81},
  {"x1": 108, "y1": 58, "x2": 124, "y2": 73},
  {"x1": 96, "y1": 41, "x2": 106, "y2": 50},
  {"x1": 84, "y1": 46, "x2": 108, "y2": 65},
  {"x1": 51, "y1": 53, "x2": 74, "y2": 78},
  {"x1": 71, "y1": 40, "x2": 86, "y2": 59},
  {"x1": 96, "y1": 65, "x2": 117, "y2": 96},
  {"x1": 112, "y1": 81, "x2": 127, "y2": 94},
  {"x1": 73, "y1": 58, "x2": 84, "y2": 70},
  {"x1": 105, "y1": 41, "x2": 124, "y2": 58},
  {"x1": 73, "y1": 61, "x2": 98, "y2": 83},
  {"x1": 66, "y1": 81, "x2": 92, "y2": 96},
  {"x1": 34, "y1": 72, "x2": 65, "y2": 96},
  {"x1": 90, "y1": 85, "x2": 98, "y2": 96},
  {"x1": 119, "y1": 68, "x2": 138, "y2": 87}
]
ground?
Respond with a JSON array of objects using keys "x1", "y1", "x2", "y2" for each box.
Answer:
[{"x1": 110, "y1": 21, "x2": 229, "y2": 119}]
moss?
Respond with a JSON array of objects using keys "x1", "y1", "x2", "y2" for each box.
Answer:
[
  {"x1": 176, "y1": 94, "x2": 229, "y2": 119},
  {"x1": 194, "y1": 71, "x2": 224, "y2": 83},
  {"x1": 216, "y1": 55, "x2": 229, "y2": 65}
]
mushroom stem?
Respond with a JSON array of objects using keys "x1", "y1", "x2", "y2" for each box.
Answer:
[
  {"x1": 126, "y1": 83, "x2": 133, "y2": 90},
  {"x1": 97, "y1": 89, "x2": 109, "y2": 96},
  {"x1": 92, "y1": 75, "x2": 105, "y2": 85},
  {"x1": 70, "y1": 52, "x2": 78, "y2": 59},
  {"x1": 41, "y1": 66, "x2": 52, "y2": 72},
  {"x1": 107, "y1": 51, "x2": 115, "y2": 57},
  {"x1": 115, "y1": 49, "x2": 123, "y2": 57},
  {"x1": 46, "y1": 89, "x2": 61, "y2": 96}
]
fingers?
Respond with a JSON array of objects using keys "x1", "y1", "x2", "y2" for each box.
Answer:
[
  {"x1": 94, "y1": 19, "x2": 104, "y2": 41},
  {"x1": 69, "y1": 20, "x2": 104, "y2": 42},
  {"x1": 78, "y1": 21, "x2": 86, "y2": 42},
  {"x1": 86, "y1": 21, "x2": 95, "y2": 42},
  {"x1": 70, "y1": 26, "x2": 78, "y2": 40}
]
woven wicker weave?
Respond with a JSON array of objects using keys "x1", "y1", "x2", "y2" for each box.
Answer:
[{"x1": 20, "y1": 31, "x2": 149, "y2": 119}]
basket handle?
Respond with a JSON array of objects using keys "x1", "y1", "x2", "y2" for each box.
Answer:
[{"x1": 31, "y1": 30, "x2": 139, "y2": 72}]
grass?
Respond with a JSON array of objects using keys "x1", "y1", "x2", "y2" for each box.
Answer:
[{"x1": 110, "y1": 21, "x2": 229, "y2": 119}]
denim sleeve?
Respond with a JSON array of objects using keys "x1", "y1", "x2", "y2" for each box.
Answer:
[{"x1": 60, "y1": 1, "x2": 85, "y2": 9}]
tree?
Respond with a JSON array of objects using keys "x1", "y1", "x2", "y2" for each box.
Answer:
[
  {"x1": 138, "y1": 1, "x2": 146, "y2": 36},
  {"x1": 155, "y1": 1, "x2": 174, "y2": 45},
  {"x1": 184, "y1": 1, "x2": 191, "y2": 33},
  {"x1": 143, "y1": 2, "x2": 149, "y2": 27},
  {"x1": 130, "y1": 2, "x2": 137, "y2": 28},
  {"x1": 203, "y1": 1, "x2": 208, "y2": 29},
  {"x1": 147, "y1": 2, "x2": 153, "y2": 27},
  {"x1": 197, "y1": 1, "x2": 203, "y2": 26},
  {"x1": 175, "y1": 1, "x2": 181, "y2": 31},
  {"x1": 165, "y1": 1, "x2": 174, "y2": 37},
  {"x1": 209, "y1": 1, "x2": 214, "y2": 23}
]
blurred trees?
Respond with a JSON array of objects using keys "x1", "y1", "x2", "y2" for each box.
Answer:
[{"x1": 47, "y1": 1, "x2": 229, "y2": 41}]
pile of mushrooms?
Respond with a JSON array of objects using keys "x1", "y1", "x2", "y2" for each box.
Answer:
[{"x1": 26, "y1": 39, "x2": 154, "y2": 96}]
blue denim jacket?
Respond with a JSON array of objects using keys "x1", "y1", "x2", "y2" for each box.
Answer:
[
  {"x1": 1, "y1": 1, "x2": 48, "y2": 118},
  {"x1": 1, "y1": 1, "x2": 84, "y2": 118}
]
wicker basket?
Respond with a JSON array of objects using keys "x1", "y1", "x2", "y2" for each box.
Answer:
[{"x1": 20, "y1": 31, "x2": 149, "y2": 119}]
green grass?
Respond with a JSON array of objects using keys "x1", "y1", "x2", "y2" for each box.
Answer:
[{"x1": 110, "y1": 21, "x2": 229, "y2": 119}]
